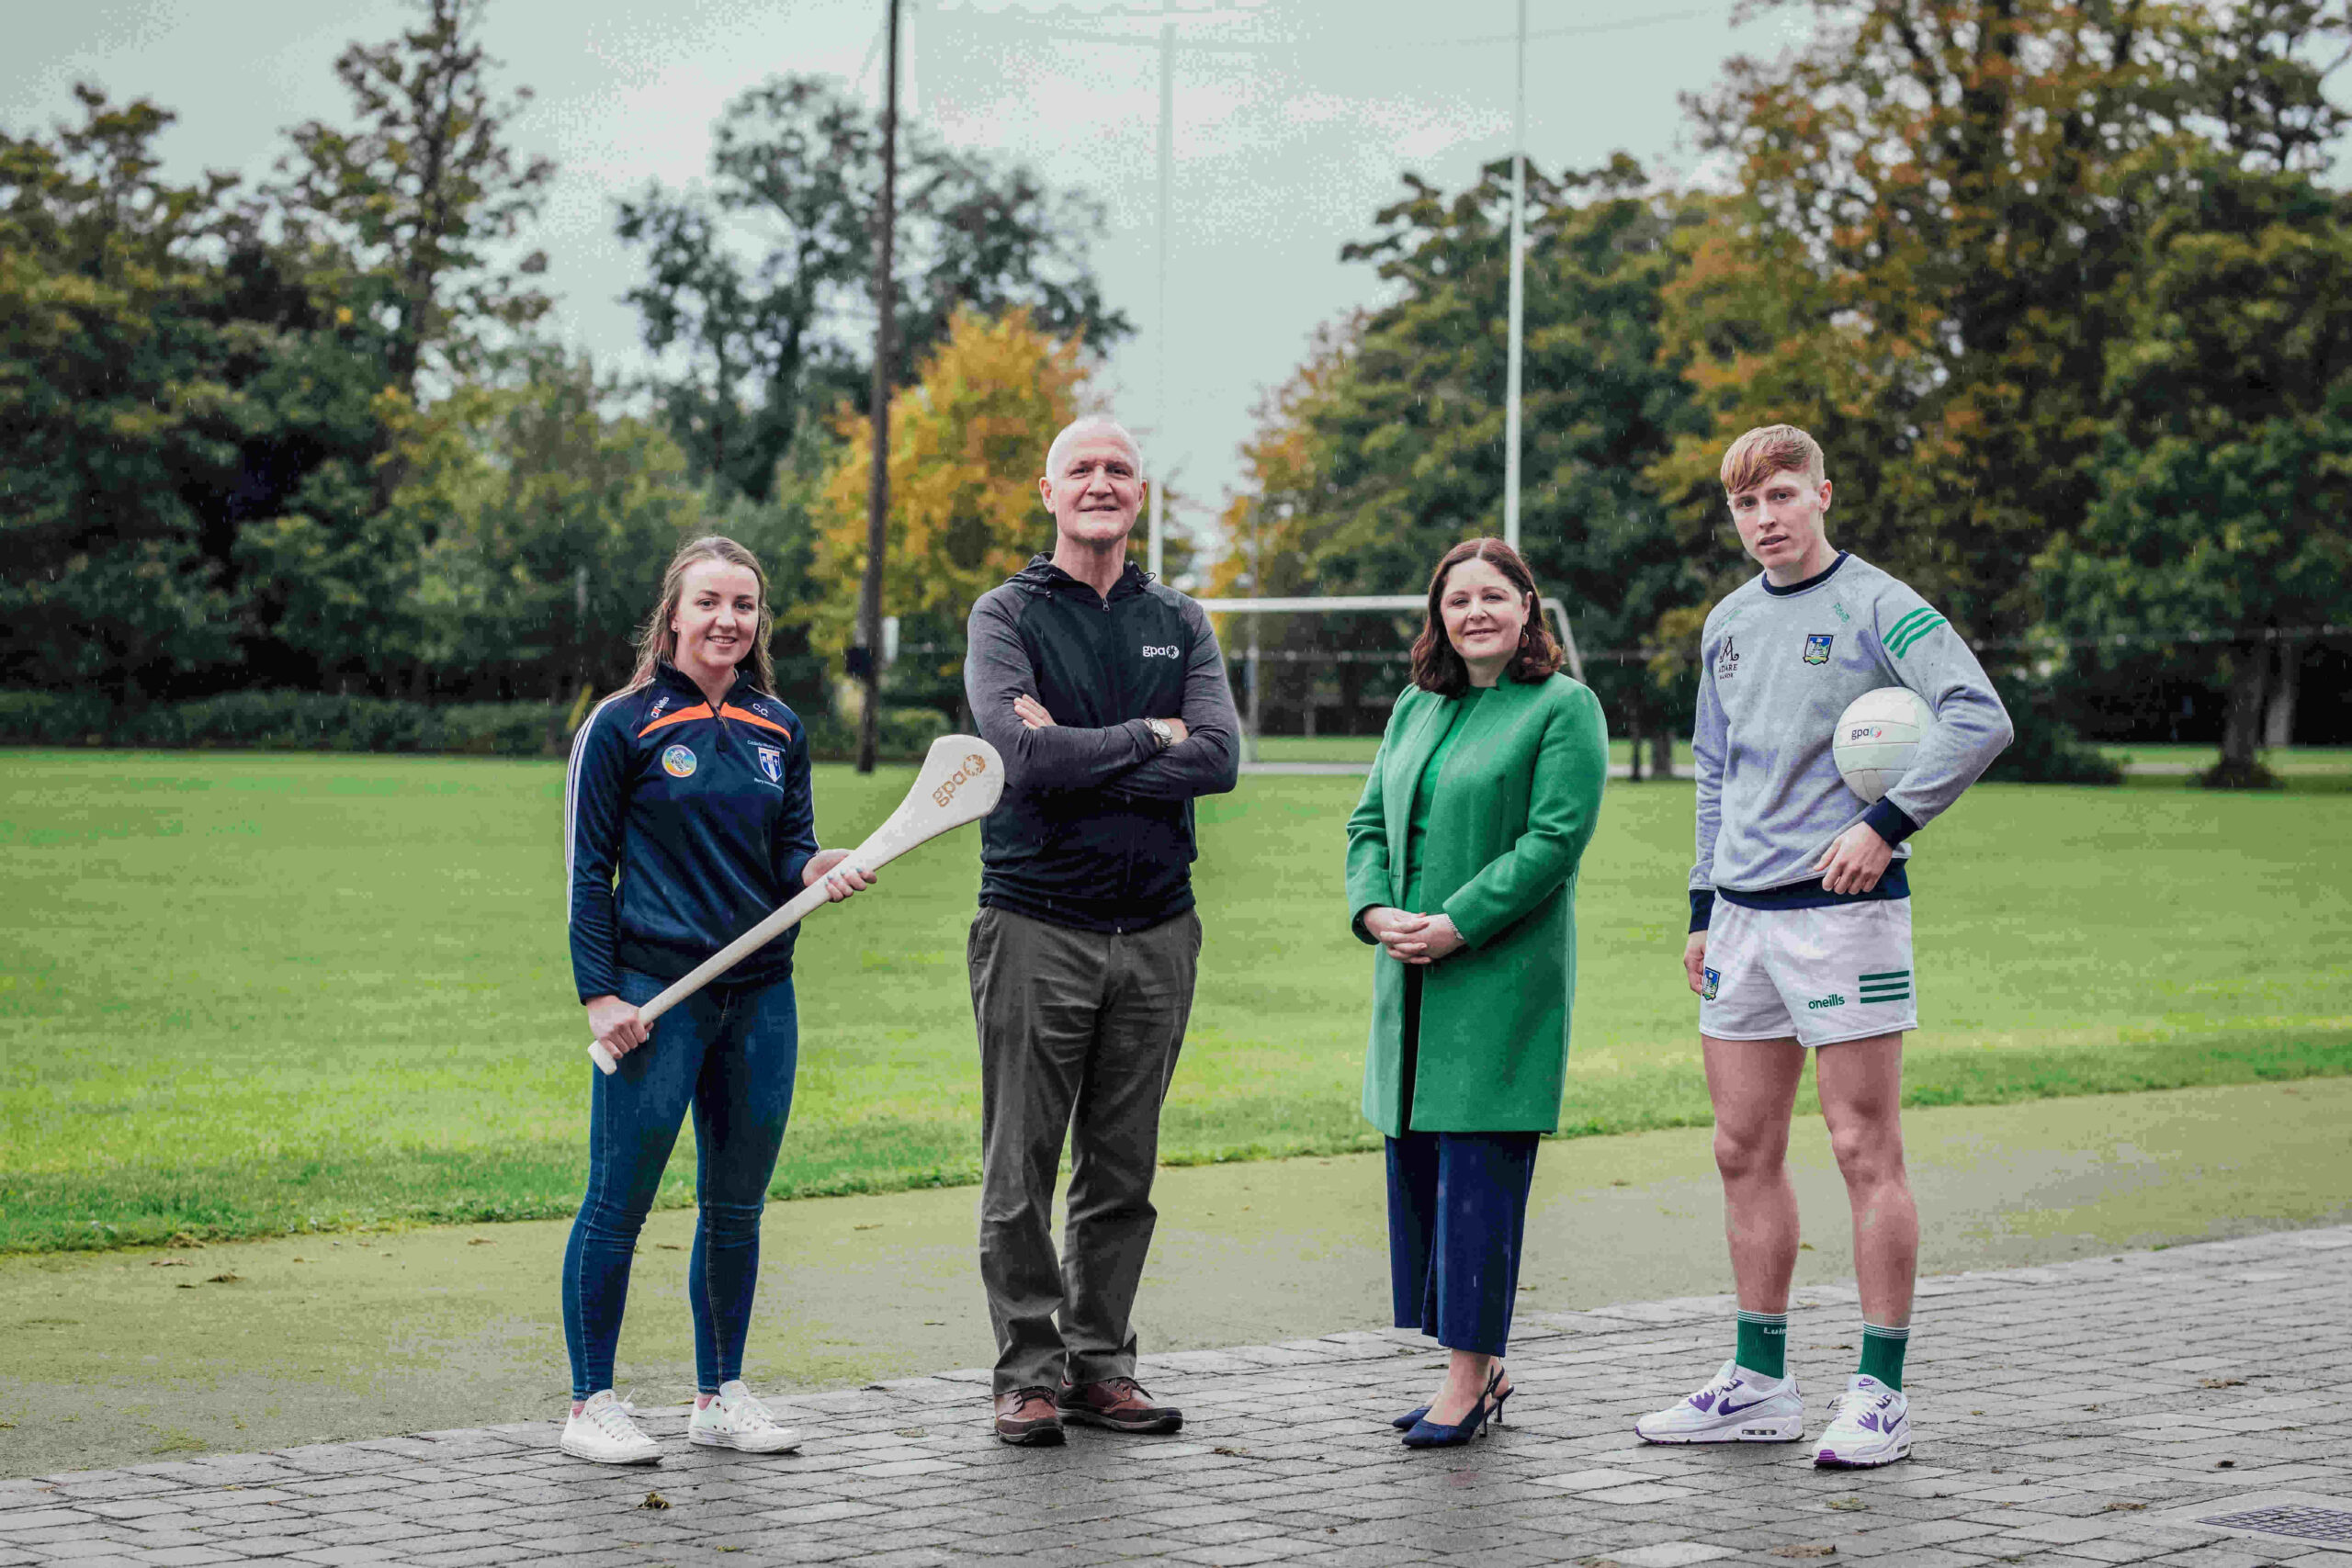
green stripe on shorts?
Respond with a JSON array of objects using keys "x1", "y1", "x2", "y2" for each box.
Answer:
[{"x1": 1860, "y1": 969, "x2": 1910, "y2": 982}]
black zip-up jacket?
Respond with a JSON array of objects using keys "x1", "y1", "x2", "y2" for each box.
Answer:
[
  {"x1": 965, "y1": 556, "x2": 1241, "y2": 933},
  {"x1": 565, "y1": 662, "x2": 818, "y2": 1001}
]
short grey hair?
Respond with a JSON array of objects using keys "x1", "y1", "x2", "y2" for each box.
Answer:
[{"x1": 1044, "y1": 416, "x2": 1142, "y2": 481}]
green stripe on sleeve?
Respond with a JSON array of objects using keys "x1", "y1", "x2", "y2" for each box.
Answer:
[
  {"x1": 1890, "y1": 615, "x2": 1948, "y2": 657},
  {"x1": 1884, "y1": 607, "x2": 1938, "y2": 642}
]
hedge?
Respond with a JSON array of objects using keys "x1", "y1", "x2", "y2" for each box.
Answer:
[{"x1": 0, "y1": 690, "x2": 954, "y2": 762}]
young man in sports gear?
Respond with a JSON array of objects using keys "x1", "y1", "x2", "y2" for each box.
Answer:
[{"x1": 1634, "y1": 424, "x2": 2012, "y2": 1468}]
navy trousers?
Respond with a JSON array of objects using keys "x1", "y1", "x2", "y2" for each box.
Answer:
[{"x1": 1384, "y1": 968, "x2": 1540, "y2": 1357}]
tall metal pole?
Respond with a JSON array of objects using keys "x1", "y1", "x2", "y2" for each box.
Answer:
[
  {"x1": 856, "y1": 0, "x2": 901, "y2": 774},
  {"x1": 1148, "y1": 17, "x2": 1172, "y2": 580},
  {"x1": 1502, "y1": 0, "x2": 1526, "y2": 553}
]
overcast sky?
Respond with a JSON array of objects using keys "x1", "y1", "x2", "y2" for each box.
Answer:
[{"x1": 6, "y1": 0, "x2": 1813, "y2": 555}]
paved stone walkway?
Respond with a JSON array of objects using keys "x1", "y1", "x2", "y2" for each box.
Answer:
[{"x1": 5, "y1": 1225, "x2": 2347, "y2": 1567}]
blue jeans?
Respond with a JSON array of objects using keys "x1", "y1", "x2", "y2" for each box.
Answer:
[{"x1": 561, "y1": 969, "x2": 797, "y2": 1400}]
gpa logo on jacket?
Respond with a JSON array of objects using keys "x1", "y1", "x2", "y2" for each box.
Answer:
[
  {"x1": 756, "y1": 745, "x2": 783, "y2": 785},
  {"x1": 662, "y1": 743, "x2": 697, "y2": 779},
  {"x1": 1804, "y1": 633, "x2": 1835, "y2": 665},
  {"x1": 1140, "y1": 644, "x2": 1180, "y2": 659},
  {"x1": 1702, "y1": 966, "x2": 1721, "y2": 1001}
]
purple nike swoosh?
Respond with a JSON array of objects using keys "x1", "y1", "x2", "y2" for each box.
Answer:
[{"x1": 1717, "y1": 1395, "x2": 1773, "y2": 1417}]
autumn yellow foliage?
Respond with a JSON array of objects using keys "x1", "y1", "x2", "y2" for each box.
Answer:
[{"x1": 803, "y1": 308, "x2": 1091, "y2": 665}]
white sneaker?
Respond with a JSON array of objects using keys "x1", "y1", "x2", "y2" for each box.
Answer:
[
  {"x1": 688, "y1": 1381, "x2": 803, "y2": 1454},
  {"x1": 1634, "y1": 1358, "x2": 1805, "y2": 1443},
  {"x1": 1813, "y1": 1373, "x2": 1911, "y2": 1468},
  {"x1": 561, "y1": 1390, "x2": 662, "y2": 1465}
]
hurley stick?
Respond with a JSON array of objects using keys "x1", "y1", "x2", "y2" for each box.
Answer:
[{"x1": 589, "y1": 735, "x2": 1004, "y2": 1074}]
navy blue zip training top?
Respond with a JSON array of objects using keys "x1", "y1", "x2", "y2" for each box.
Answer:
[{"x1": 565, "y1": 661, "x2": 819, "y2": 1003}]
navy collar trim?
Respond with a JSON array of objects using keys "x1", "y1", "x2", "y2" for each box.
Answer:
[{"x1": 1761, "y1": 551, "x2": 1849, "y2": 597}]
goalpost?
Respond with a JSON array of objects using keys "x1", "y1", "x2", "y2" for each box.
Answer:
[{"x1": 1193, "y1": 594, "x2": 1584, "y2": 764}]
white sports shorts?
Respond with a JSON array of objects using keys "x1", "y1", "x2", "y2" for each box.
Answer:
[{"x1": 1698, "y1": 897, "x2": 1917, "y2": 1048}]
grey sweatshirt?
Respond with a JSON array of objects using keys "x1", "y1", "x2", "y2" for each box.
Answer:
[{"x1": 1690, "y1": 552, "x2": 2012, "y2": 927}]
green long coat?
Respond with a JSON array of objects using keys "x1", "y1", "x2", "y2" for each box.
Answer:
[{"x1": 1344, "y1": 672, "x2": 1609, "y2": 1136}]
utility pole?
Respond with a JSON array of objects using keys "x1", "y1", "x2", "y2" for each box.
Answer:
[
  {"x1": 1502, "y1": 0, "x2": 1527, "y2": 553},
  {"x1": 1246, "y1": 502, "x2": 1263, "y2": 750},
  {"x1": 1148, "y1": 17, "x2": 1173, "y2": 581},
  {"x1": 855, "y1": 0, "x2": 902, "y2": 774}
]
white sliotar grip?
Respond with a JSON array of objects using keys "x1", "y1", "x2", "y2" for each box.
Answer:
[{"x1": 584, "y1": 736, "x2": 1004, "y2": 1076}]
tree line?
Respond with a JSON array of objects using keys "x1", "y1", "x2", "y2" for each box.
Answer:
[
  {"x1": 1216, "y1": 0, "x2": 2352, "y2": 783},
  {"x1": 1, "y1": 0, "x2": 1126, "y2": 721},
  {"x1": 9, "y1": 0, "x2": 2352, "y2": 782}
]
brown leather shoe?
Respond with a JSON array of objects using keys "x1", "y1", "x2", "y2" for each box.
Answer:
[
  {"x1": 992, "y1": 1387, "x2": 1066, "y2": 1446},
  {"x1": 1057, "y1": 1377, "x2": 1184, "y2": 1434}
]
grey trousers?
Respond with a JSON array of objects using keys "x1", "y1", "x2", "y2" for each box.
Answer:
[{"x1": 967, "y1": 904, "x2": 1201, "y2": 1396}]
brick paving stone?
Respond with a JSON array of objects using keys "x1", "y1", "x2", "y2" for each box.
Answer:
[{"x1": 8, "y1": 1227, "x2": 2352, "y2": 1564}]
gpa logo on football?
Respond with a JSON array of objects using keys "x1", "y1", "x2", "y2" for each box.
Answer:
[
  {"x1": 755, "y1": 745, "x2": 783, "y2": 785},
  {"x1": 1702, "y1": 966, "x2": 1721, "y2": 1001},
  {"x1": 1804, "y1": 633, "x2": 1835, "y2": 665},
  {"x1": 662, "y1": 744, "x2": 697, "y2": 779}
]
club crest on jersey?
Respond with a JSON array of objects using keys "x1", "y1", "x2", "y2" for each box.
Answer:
[
  {"x1": 756, "y1": 745, "x2": 783, "y2": 785},
  {"x1": 1715, "y1": 637, "x2": 1740, "y2": 679},
  {"x1": 662, "y1": 743, "x2": 697, "y2": 779},
  {"x1": 1804, "y1": 633, "x2": 1835, "y2": 665},
  {"x1": 1702, "y1": 966, "x2": 1721, "y2": 1001}
]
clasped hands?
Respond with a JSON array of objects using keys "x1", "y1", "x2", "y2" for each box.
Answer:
[
  {"x1": 1362, "y1": 906, "x2": 1465, "y2": 965},
  {"x1": 584, "y1": 850, "x2": 876, "y2": 1061},
  {"x1": 1012, "y1": 694, "x2": 1188, "y2": 745}
]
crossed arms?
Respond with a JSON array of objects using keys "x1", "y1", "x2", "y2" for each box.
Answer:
[{"x1": 963, "y1": 594, "x2": 1241, "y2": 802}]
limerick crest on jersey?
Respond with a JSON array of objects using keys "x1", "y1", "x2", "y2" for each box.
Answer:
[
  {"x1": 1804, "y1": 634, "x2": 1835, "y2": 665},
  {"x1": 756, "y1": 745, "x2": 783, "y2": 785},
  {"x1": 662, "y1": 743, "x2": 697, "y2": 779},
  {"x1": 1702, "y1": 966, "x2": 1722, "y2": 1001}
]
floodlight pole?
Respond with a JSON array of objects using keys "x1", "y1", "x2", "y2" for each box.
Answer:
[
  {"x1": 1148, "y1": 17, "x2": 1173, "y2": 581},
  {"x1": 856, "y1": 0, "x2": 902, "y2": 774},
  {"x1": 1502, "y1": 0, "x2": 1527, "y2": 553}
]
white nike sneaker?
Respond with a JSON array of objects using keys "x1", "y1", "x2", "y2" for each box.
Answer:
[
  {"x1": 561, "y1": 1390, "x2": 662, "y2": 1465},
  {"x1": 688, "y1": 1381, "x2": 803, "y2": 1454},
  {"x1": 1634, "y1": 1358, "x2": 1805, "y2": 1444},
  {"x1": 1812, "y1": 1373, "x2": 1911, "y2": 1468}
]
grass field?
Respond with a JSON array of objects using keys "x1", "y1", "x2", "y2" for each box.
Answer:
[
  {"x1": 4, "y1": 750, "x2": 2349, "y2": 1254},
  {"x1": 1250, "y1": 735, "x2": 2352, "y2": 773}
]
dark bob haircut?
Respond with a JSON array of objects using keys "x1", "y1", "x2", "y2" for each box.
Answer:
[{"x1": 1409, "y1": 537, "x2": 1565, "y2": 696}]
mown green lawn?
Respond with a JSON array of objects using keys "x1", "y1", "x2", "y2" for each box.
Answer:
[{"x1": 4, "y1": 750, "x2": 2347, "y2": 1253}]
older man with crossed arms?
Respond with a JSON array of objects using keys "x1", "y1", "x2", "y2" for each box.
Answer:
[{"x1": 962, "y1": 416, "x2": 1240, "y2": 1445}]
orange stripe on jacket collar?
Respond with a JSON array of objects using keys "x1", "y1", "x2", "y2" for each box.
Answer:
[
  {"x1": 720, "y1": 704, "x2": 791, "y2": 739},
  {"x1": 637, "y1": 702, "x2": 713, "y2": 739}
]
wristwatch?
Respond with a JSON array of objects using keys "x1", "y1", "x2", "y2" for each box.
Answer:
[{"x1": 1142, "y1": 717, "x2": 1175, "y2": 751}]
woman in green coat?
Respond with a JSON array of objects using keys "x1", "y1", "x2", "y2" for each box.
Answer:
[{"x1": 1344, "y1": 537, "x2": 1609, "y2": 1449}]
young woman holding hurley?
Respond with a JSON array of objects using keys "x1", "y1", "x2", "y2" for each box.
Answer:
[{"x1": 559, "y1": 536, "x2": 873, "y2": 1465}]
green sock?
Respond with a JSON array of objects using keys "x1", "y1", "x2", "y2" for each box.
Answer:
[
  {"x1": 1735, "y1": 1310, "x2": 1788, "y2": 1380},
  {"x1": 1859, "y1": 1321, "x2": 1909, "y2": 1390}
]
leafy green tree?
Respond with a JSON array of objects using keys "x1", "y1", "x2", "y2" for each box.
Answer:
[
  {"x1": 617, "y1": 74, "x2": 1130, "y2": 505},
  {"x1": 389, "y1": 350, "x2": 711, "y2": 702},
  {"x1": 264, "y1": 0, "x2": 552, "y2": 398},
  {"x1": 0, "y1": 88, "x2": 337, "y2": 698},
  {"x1": 1218, "y1": 156, "x2": 1705, "y2": 765},
  {"x1": 1652, "y1": 0, "x2": 2350, "y2": 779},
  {"x1": 2042, "y1": 151, "x2": 2352, "y2": 784}
]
